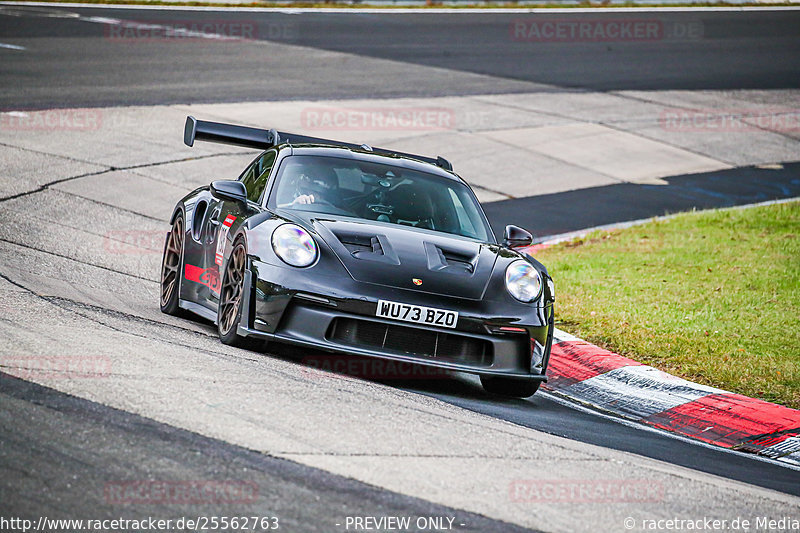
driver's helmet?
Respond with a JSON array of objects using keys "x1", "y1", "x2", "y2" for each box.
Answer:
[{"x1": 294, "y1": 163, "x2": 339, "y2": 203}]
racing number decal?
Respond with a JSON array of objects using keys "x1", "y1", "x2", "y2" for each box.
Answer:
[{"x1": 215, "y1": 215, "x2": 237, "y2": 266}]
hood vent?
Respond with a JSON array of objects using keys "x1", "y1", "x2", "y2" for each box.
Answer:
[
  {"x1": 337, "y1": 232, "x2": 383, "y2": 256},
  {"x1": 312, "y1": 218, "x2": 495, "y2": 299},
  {"x1": 424, "y1": 242, "x2": 476, "y2": 275},
  {"x1": 333, "y1": 230, "x2": 399, "y2": 265}
]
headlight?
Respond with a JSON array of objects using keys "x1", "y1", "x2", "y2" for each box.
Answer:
[
  {"x1": 505, "y1": 261, "x2": 542, "y2": 303},
  {"x1": 271, "y1": 224, "x2": 318, "y2": 267}
]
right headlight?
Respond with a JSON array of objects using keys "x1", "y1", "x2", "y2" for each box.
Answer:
[
  {"x1": 271, "y1": 224, "x2": 318, "y2": 267},
  {"x1": 505, "y1": 261, "x2": 542, "y2": 303}
]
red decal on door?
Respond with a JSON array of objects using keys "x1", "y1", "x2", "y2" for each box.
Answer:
[{"x1": 185, "y1": 263, "x2": 221, "y2": 294}]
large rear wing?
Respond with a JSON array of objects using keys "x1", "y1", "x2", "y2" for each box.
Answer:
[{"x1": 183, "y1": 116, "x2": 453, "y2": 171}]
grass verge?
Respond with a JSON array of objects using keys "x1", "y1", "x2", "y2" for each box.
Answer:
[{"x1": 535, "y1": 201, "x2": 799, "y2": 409}]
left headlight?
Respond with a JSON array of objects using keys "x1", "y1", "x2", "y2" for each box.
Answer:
[
  {"x1": 271, "y1": 224, "x2": 318, "y2": 267},
  {"x1": 505, "y1": 261, "x2": 542, "y2": 303}
]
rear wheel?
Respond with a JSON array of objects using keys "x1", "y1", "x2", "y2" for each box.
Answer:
[
  {"x1": 480, "y1": 375, "x2": 540, "y2": 398},
  {"x1": 160, "y1": 213, "x2": 184, "y2": 315},
  {"x1": 218, "y1": 239, "x2": 258, "y2": 348}
]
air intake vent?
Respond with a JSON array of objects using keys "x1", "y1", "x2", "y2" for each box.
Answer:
[
  {"x1": 334, "y1": 231, "x2": 384, "y2": 256},
  {"x1": 332, "y1": 230, "x2": 400, "y2": 264},
  {"x1": 355, "y1": 236, "x2": 384, "y2": 259},
  {"x1": 327, "y1": 318, "x2": 493, "y2": 367},
  {"x1": 424, "y1": 242, "x2": 475, "y2": 274}
]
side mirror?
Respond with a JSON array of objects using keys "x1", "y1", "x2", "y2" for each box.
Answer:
[
  {"x1": 503, "y1": 225, "x2": 533, "y2": 249},
  {"x1": 210, "y1": 180, "x2": 247, "y2": 204}
]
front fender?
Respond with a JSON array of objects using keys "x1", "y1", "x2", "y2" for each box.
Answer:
[{"x1": 239, "y1": 214, "x2": 351, "y2": 278}]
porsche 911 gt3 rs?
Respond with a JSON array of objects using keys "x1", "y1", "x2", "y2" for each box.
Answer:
[{"x1": 160, "y1": 116, "x2": 554, "y2": 397}]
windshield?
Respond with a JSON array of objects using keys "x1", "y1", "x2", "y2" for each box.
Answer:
[{"x1": 267, "y1": 155, "x2": 493, "y2": 242}]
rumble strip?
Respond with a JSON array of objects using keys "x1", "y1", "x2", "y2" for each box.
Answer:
[{"x1": 545, "y1": 329, "x2": 800, "y2": 467}]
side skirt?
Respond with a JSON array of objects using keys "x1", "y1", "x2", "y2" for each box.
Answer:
[{"x1": 178, "y1": 299, "x2": 217, "y2": 324}]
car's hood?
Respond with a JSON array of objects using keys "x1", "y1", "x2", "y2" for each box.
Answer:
[{"x1": 310, "y1": 217, "x2": 498, "y2": 300}]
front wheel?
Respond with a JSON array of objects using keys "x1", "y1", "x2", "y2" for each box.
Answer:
[
  {"x1": 480, "y1": 375, "x2": 540, "y2": 398},
  {"x1": 217, "y1": 238, "x2": 258, "y2": 348}
]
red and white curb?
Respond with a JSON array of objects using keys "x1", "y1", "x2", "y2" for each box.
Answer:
[{"x1": 544, "y1": 329, "x2": 800, "y2": 467}]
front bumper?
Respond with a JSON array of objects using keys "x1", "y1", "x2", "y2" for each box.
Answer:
[{"x1": 239, "y1": 258, "x2": 553, "y2": 380}]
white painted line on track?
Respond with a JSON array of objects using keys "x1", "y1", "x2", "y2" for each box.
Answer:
[
  {"x1": 0, "y1": 42, "x2": 25, "y2": 50},
  {"x1": 540, "y1": 390, "x2": 800, "y2": 472},
  {"x1": 1, "y1": 1, "x2": 800, "y2": 12},
  {"x1": 80, "y1": 14, "x2": 120, "y2": 23}
]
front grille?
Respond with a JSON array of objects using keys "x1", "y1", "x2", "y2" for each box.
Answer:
[{"x1": 327, "y1": 317, "x2": 493, "y2": 367}]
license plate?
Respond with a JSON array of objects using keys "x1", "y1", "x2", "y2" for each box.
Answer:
[{"x1": 376, "y1": 300, "x2": 458, "y2": 329}]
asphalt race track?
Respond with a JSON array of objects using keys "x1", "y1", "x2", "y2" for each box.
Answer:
[
  {"x1": 0, "y1": 373, "x2": 532, "y2": 533},
  {"x1": 1, "y1": 5, "x2": 799, "y2": 532},
  {"x1": 0, "y1": 7, "x2": 799, "y2": 108}
]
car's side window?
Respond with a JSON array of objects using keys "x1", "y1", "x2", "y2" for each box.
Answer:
[{"x1": 241, "y1": 150, "x2": 277, "y2": 203}]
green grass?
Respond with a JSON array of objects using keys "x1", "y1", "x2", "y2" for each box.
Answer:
[{"x1": 535, "y1": 201, "x2": 800, "y2": 409}]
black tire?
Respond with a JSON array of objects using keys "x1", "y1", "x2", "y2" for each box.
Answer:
[
  {"x1": 217, "y1": 238, "x2": 259, "y2": 349},
  {"x1": 160, "y1": 213, "x2": 184, "y2": 315},
  {"x1": 480, "y1": 375, "x2": 541, "y2": 398}
]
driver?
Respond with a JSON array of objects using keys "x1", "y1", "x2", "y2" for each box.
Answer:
[{"x1": 280, "y1": 162, "x2": 340, "y2": 208}]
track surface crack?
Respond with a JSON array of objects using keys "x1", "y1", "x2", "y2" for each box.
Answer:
[{"x1": 0, "y1": 148, "x2": 246, "y2": 203}]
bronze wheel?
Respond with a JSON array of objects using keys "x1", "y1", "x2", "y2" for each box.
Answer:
[
  {"x1": 160, "y1": 214, "x2": 184, "y2": 314},
  {"x1": 219, "y1": 240, "x2": 246, "y2": 337}
]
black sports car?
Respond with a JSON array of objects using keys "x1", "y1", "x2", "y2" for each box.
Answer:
[{"x1": 160, "y1": 117, "x2": 555, "y2": 397}]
